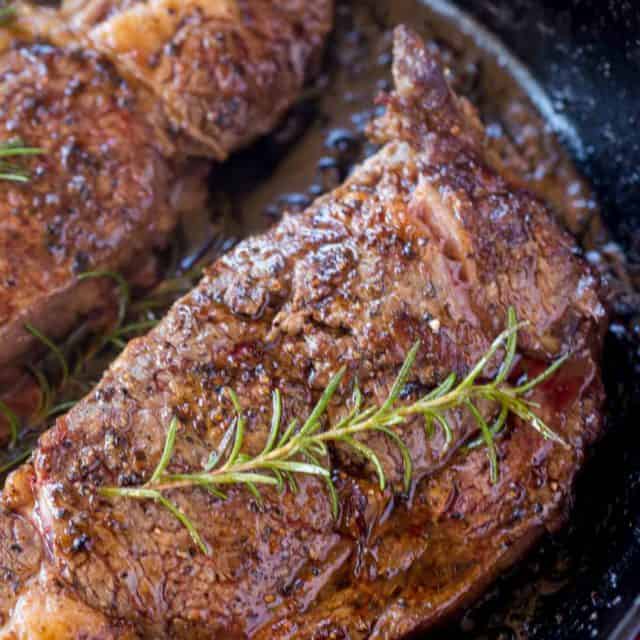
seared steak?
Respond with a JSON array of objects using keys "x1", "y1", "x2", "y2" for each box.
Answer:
[
  {"x1": 14, "y1": 0, "x2": 334, "y2": 158},
  {"x1": 0, "y1": 0, "x2": 332, "y2": 383},
  {"x1": 0, "y1": 43, "x2": 177, "y2": 381},
  {"x1": 0, "y1": 27, "x2": 606, "y2": 639}
]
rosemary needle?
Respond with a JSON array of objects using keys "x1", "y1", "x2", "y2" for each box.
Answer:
[
  {"x1": 0, "y1": 5, "x2": 15, "y2": 26},
  {"x1": 0, "y1": 251, "x2": 210, "y2": 473},
  {"x1": 0, "y1": 139, "x2": 44, "y2": 183},
  {"x1": 24, "y1": 323, "x2": 70, "y2": 387},
  {"x1": 101, "y1": 308, "x2": 570, "y2": 555}
]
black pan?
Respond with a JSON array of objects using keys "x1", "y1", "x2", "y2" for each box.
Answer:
[{"x1": 423, "y1": 1, "x2": 640, "y2": 638}]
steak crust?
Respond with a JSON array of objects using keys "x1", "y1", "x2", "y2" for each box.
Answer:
[
  {"x1": 0, "y1": 27, "x2": 606, "y2": 639},
  {"x1": 0, "y1": 0, "x2": 332, "y2": 386},
  {"x1": 13, "y1": 0, "x2": 334, "y2": 158},
  {"x1": 0, "y1": 43, "x2": 175, "y2": 379}
]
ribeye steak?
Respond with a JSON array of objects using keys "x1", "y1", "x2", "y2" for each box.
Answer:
[{"x1": 0, "y1": 26, "x2": 606, "y2": 640}]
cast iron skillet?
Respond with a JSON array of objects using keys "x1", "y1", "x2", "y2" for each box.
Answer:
[
  {"x1": 428, "y1": 1, "x2": 640, "y2": 639},
  {"x1": 19, "y1": 0, "x2": 635, "y2": 637}
]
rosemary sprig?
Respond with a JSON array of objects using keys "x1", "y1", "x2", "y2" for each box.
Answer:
[
  {"x1": 0, "y1": 400, "x2": 19, "y2": 448},
  {"x1": 100, "y1": 309, "x2": 569, "y2": 554},
  {"x1": 25, "y1": 323, "x2": 70, "y2": 387},
  {"x1": 0, "y1": 4, "x2": 15, "y2": 25},
  {"x1": 0, "y1": 139, "x2": 44, "y2": 183},
  {"x1": 0, "y1": 269, "x2": 182, "y2": 459},
  {"x1": 0, "y1": 227, "x2": 228, "y2": 478}
]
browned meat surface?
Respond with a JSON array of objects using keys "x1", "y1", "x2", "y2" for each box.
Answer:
[
  {"x1": 0, "y1": 43, "x2": 177, "y2": 382},
  {"x1": 14, "y1": 0, "x2": 334, "y2": 158},
  {"x1": 0, "y1": 0, "x2": 332, "y2": 387},
  {"x1": 0, "y1": 27, "x2": 606, "y2": 639}
]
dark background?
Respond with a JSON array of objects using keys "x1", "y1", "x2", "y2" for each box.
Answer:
[
  {"x1": 456, "y1": 0, "x2": 640, "y2": 257},
  {"x1": 434, "y1": 2, "x2": 640, "y2": 639}
]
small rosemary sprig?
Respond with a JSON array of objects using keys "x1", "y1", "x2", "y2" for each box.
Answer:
[
  {"x1": 0, "y1": 4, "x2": 15, "y2": 25},
  {"x1": 0, "y1": 232, "x2": 226, "y2": 478},
  {"x1": 0, "y1": 273, "x2": 131, "y2": 459},
  {"x1": 100, "y1": 309, "x2": 569, "y2": 555},
  {"x1": 0, "y1": 139, "x2": 44, "y2": 183}
]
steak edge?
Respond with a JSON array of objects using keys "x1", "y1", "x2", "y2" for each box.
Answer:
[
  {"x1": 0, "y1": 0, "x2": 333, "y2": 387},
  {"x1": 0, "y1": 26, "x2": 607, "y2": 640}
]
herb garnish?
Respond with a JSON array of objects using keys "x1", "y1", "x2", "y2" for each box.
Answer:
[
  {"x1": 0, "y1": 139, "x2": 44, "y2": 183},
  {"x1": 101, "y1": 309, "x2": 569, "y2": 555},
  {"x1": 0, "y1": 4, "x2": 15, "y2": 25},
  {"x1": 0, "y1": 133, "x2": 48, "y2": 444},
  {"x1": 0, "y1": 265, "x2": 202, "y2": 471},
  {"x1": 0, "y1": 212, "x2": 230, "y2": 480}
]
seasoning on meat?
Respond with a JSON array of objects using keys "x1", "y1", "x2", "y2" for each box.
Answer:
[
  {"x1": 0, "y1": 0, "x2": 333, "y2": 387},
  {"x1": 0, "y1": 26, "x2": 606, "y2": 639}
]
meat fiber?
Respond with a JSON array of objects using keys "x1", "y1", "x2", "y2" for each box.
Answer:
[{"x1": 0, "y1": 27, "x2": 606, "y2": 639}]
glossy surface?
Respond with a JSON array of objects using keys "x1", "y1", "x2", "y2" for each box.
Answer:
[
  {"x1": 0, "y1": 43, "x2": 175, "y2": 377},
  {"x1": 16, "y1": 0, "x2": 334, "y2": 158},
  {"x1": 0, "y1": 27, "x2": 606, "y2": 639},
  {"x1": 1, "y1": 0, "x2": 636, "y2": 637},
  {"x1": 0, "y1": 0, "x2": 332, "y2": 387}
]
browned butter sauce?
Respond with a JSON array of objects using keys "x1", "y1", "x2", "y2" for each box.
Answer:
[{"x1": 209, "y1": 0, "x2": 604, "y2": 251}]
